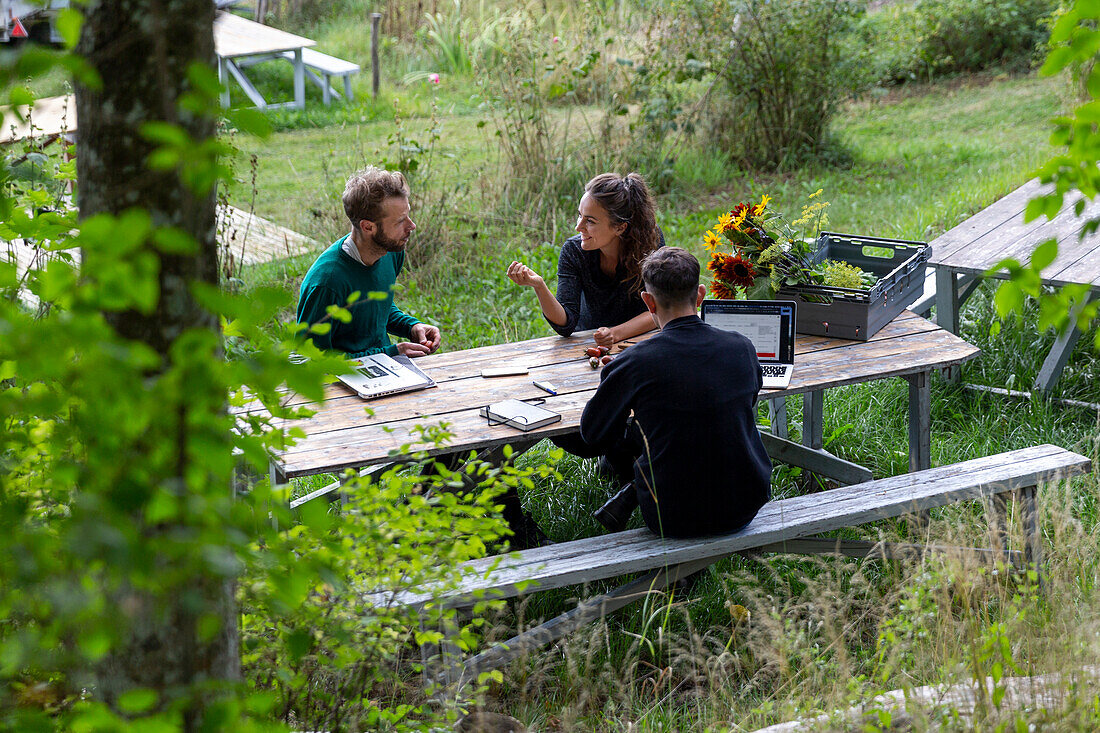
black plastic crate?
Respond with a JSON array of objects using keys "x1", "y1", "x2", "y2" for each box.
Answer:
[{"x1": 777, "y1": 232, "x2": 931, "y2": 341}]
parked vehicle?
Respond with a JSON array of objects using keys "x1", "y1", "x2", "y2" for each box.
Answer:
[{"x1": 1, "y1": 0, "x2": 68, "y2": 44}]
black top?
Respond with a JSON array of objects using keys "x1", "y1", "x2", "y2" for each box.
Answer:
[
  {"x1": 547, "y1": 234, "x2": 650, "y2": 336},
  {"x1": 580, "y1": 315, "x2": 772, "y2": 537}
]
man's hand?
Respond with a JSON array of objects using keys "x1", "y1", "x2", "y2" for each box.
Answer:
[
  {"x1": 409, "y1": 323, "x2": 442, "y2": 353},
  {"x1": 593, "y1": 327, "x2": 616, "y2": 347},
  {"x1": 396, "y1": 341, "x2": 432, "y2": 357},
  {"x1": 507, "y1": 261, "x2": 544, "y2": 289}
]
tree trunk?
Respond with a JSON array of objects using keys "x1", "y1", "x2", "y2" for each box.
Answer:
[{"x1": 74, "y1": 0, "x2": 238, "y2": 723}]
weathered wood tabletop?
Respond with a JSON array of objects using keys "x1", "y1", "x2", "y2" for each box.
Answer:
[
  {"x1": 213, "y1": 12, "x2": 316, "y2": 110},
  {"x1": 930, "y1": 178, "x2": 1100, "y2": 394},
  {"x1": 264, "y1": 310, "x2": 979, "y2": 484}
]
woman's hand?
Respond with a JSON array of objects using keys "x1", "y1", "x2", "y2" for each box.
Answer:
[
  {"x1": 507, "y1": 261, "x2": 545, "y2": 289},
  {"x1": 593, "y1": 327, "x2": 616, "y2": 347}
]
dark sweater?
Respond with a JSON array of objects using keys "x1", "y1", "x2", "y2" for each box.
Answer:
[
  {"x1": 296, "y1": 236, "x2": 420, "y2": 357},
  {"x1": 580, "y1": 315, "x2": 772, "y2": 537},
  {"x1": 548, "y1": 234, "x2": 649, "y2": 336}
]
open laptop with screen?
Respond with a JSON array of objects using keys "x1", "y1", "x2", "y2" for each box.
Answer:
[
  {"x1": 336, "y1": 353, "x2": 436, "y2": 400},
  {"x1": 700, "y1": 299, "x2": 797, "y2": 389}
]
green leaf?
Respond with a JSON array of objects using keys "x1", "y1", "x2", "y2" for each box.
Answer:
[
  {"x1": 1029, "y1": 238, "x2": 1058, "y2": 272},
  {"x1": 285, "y1": 628, "x2": 313, "y2": 663},
  {"x1": 77, "y1": 628, "x2": 112, "y2": 661},
  {"x1": 56, "y1": 8, "x2": 84, "y2": 49},
  {"x1": 993, "y1": 281, "x2": 1024, "y2": 318},
  {"x1": 225, "y1": 107, "x2": 272, "y2": 139},
  {"x1": 152, "y1": 227, "x2": 197, "y2": 254},
  {"x1": 141, "y1": 121, "x2": 191, "y2": 147},
  {"x1": 9, "y1": 86, "x2": 34, "y2": 108},
  {"x1": 15, "y1": 46, "x2": 59, "y2": 79},
  {"x1": 117, "y1": 688, "x2": 158, "y2": 714}
]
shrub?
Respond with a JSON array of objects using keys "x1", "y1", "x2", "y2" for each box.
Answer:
[
  {"x1": 861, "y1": 0, "x2": 1058, "y2": 83},
  {"x1": 704, "y1": 0, "x2": 865, "y2": 169}
]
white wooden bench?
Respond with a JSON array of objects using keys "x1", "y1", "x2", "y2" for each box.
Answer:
[
  {"x1": 374, "y1": 445, "x2": 1091, "y2": 691},
  {"x1": 282, "y1": 48, "x2": 359, "y2": 105}
]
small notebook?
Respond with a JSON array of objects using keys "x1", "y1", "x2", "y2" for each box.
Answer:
[
  {"x1": 479, "y1": 399, "x2": 561, "y2": 432},
  {"x1": 336, "y1": 353, "x2": 436, "y2": 400}
]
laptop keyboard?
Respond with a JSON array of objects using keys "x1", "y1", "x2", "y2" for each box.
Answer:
[{"x1": 761, "y1": 364, "x2": 790, "y2": 379}]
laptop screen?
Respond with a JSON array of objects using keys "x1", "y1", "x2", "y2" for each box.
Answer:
[{"x1": 700, "y1": 300, "x2": 796, "y2": 364}]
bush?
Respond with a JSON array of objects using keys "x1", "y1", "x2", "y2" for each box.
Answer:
[
  {"x1": 861, "y1": 0, "x2": 1058, "y2": 83},
  {"x1": 704, "y1": 0, "x2": 865, "y2": 170}
]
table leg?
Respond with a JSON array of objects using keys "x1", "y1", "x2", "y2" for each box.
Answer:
[
  {"x1": 1034, "y1": 292, "x2": 1098, "y2": 397},
  {"x1": 934, "y1": 267, "x2": 960, "y2": 334},
  {"x1": 767, "y1": 396, "x2": 788, "y2": 440},
  {"x1": 905, "y1": 371, "x2": 931, "y2": 472},
  {"x1": 218, "y1": 57, "x2": 230, "y2": 108},
  {"x1": 802, "y1": 390, "x2": 823, "y2": 451},
  {"x1": 322, "y1": 72, "x2": 332, "y2": 105},
  {"x1": 292, "y1": 47, "x2": 305, "y2": 110}
]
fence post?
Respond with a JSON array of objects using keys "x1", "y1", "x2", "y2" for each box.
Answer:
[{"x1": 371, "y1": 13, "x2": 382, "y2": 98}]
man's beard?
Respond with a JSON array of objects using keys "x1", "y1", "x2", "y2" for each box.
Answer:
[{"x1": 374, "y1": 229, "x2": 408, "y2": 253}]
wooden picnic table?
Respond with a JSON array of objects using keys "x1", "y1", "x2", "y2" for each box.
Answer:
[
  {"x1": 931, "y1": 178, "x2": 1100, "y2": 395},
  {"x1": 264, "y1": 310, "x2": 979, "y2": 488},
  {"x1": 213, "y1": 11, "x2": 316, "y2": 110}
]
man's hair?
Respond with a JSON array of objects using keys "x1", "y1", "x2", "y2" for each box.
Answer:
[
  {"x1": 342, "y1": 166, "x2": 410, "y2": 225},
  {"x1": 641, "y1": 247, "x2": 700, "y2": 309}
]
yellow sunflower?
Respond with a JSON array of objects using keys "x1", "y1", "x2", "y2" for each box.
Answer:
[
  {"x1": 753, "y1": 193, "x2": 771, "y2": 217},
  {"x1": 717, "y1": 212, "x2": 734, "y2": 231},
  {"x1": 702, "y1": 230, "x2": 723, "y2": 252}
]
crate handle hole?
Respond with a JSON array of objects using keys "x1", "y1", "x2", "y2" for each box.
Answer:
[{"x1": 861, "y1": 245, "x2": 895, "y2": 259}]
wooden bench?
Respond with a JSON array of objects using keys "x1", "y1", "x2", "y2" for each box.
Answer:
[
  {"x1": 281, "y1": 48, "x2": 359, "y2": 105},
  {"x1": 375, "y1": 445, "x2": 1091, "y2": 691}
]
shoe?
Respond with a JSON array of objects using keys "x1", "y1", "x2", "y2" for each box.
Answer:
[
  {"x1": 593, "y1": 483, "x2": 637, "y2": 533},
  {"x1": 671, "y1": 569, "x2": 703, "y2": 595},
  {"x1": 510, "y1": 520, "x2": 552, "y2": 551}
]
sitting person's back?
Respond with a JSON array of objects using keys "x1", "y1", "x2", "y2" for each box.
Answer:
[{"x1": 580, "y1": 247, "x2": 771, "y2": 537}]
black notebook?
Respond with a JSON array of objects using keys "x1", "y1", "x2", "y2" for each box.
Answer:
[{"x1": 479, "y1": 399, "x2": 561, "y2": 432}]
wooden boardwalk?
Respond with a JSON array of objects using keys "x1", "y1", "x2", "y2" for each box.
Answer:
[
  {"x1": 216, "y1": 204, "x2": 318, "y2": 266},
  {"x1": 3, "y1": 205, "x2": 318, "y2": 305}
]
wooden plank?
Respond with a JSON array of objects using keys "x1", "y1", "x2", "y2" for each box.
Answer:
[
  {"x1": 216, "y1": 204, "x2": 318, "y2": 265},
  {"x1": 380, "y1": 446, "x2": 1090, "y2": 609},
  {"x1": 929, "y1": 180, "x2": 1043, "y2": 264},
  {"x1": 934, "y1": 197, "x2": 1085, "y2": 276},
  {"x1": 213, "y1": 11, "x2": 315, "y2": 58},
  {"x1": 0, "y1": 94, "x2": 77, "y2": 144},
  {"x1": 760, "y1": 431, "x2": 873, "y2": 485}
]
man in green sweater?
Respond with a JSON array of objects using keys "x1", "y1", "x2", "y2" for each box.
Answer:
[{"x1": 297, "y1": 166, "x2": 441, "y2": 358}]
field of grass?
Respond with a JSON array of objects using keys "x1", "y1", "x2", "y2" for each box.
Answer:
[{"x1": 229, "y1": 65, "x2": 1100, "y2": 730}]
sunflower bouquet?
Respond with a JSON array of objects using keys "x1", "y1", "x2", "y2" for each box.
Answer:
[{"x1": 703, "y1": 191, "x2": 873, "y2": 301}]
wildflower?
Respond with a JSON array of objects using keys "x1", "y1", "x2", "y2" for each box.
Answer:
[
  {"x1": 732, "y1": 205, "x2": 748, "y2": 230},
  {"x1": 715, "y1": 252, "x2": 756, "y2": 288},
  {"x1": 758, "y1": 243, "x2": 782, "y2": 265},
  {"x1": 429, "y1": 73, "x2": 440, "y2": 84},
  {"x1": 703, "y1": 230, "x2": 723, "y2": 252},
  {"x1": 706, "y1": 251, "x2": 725, "y2": 273},
  {"x1": 753, "y1": 193, "x2": 771, "y2": 216},
  {"x1": 552, "y1": 36, "x2": 560, "y2": 44},
  {"x1": 710, "y1": 279, "x2": 738, "y2": 300},
  {"x1": 717, "y1": 212, "x2": 734, "y2": 231}
]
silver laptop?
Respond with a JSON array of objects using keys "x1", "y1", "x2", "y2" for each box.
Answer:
[
  {"x1": 336, "y1": 353, "x2": 436, "y2": 400},
  {"x1": 701, "y1": 299, "x2": 797, "y2": 389}
]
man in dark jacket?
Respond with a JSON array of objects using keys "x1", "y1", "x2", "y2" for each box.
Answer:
[{"x1": 580, "y1": 247, "x2": 772, "y2": 537}]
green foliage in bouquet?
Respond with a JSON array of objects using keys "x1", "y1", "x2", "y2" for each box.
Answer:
[{"x1": 703, "y1": 190, "x2": 875, "y2": 300}]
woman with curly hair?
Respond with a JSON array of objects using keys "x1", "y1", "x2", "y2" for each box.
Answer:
[{"x1": 507, "y1": 172, "x2": 662, "y2": 347}]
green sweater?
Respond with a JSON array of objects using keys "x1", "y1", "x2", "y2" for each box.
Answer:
[{"x1": 296, "y1": 235, "x2": 420, "y2": 357}]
